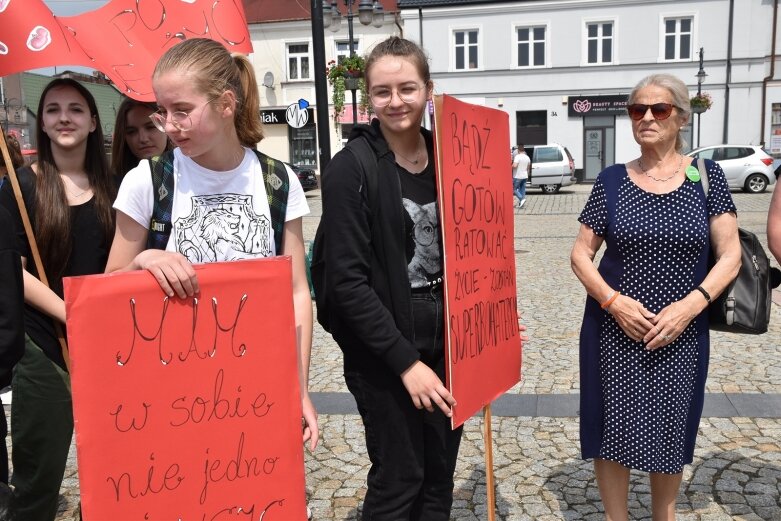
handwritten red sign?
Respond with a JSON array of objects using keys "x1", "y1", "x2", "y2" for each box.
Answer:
[
  {"x1": 0, "y1": 0, "x2": 252, "y2": 101},
  {"x1": 64, "y1": 258, "x2": 306, "y2": 520},
  {"x1": 433, "y1": 94, "x2": 522, "y2": 428}
]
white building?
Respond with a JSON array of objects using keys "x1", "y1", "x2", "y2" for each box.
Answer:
[
  {"x1": 399, "y1": 0, "x2": 781, "y2": 180},
  {"x1": 244, "y1": 1, "x2": 401, "y2": 170}
]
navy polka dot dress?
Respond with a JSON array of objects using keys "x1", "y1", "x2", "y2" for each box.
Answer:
[{"x1": 578, "y1": 160, "x2": 736, "y2": 474}]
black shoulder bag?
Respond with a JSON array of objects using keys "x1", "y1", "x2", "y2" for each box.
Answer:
[{"x1": 697, "y1": 158, "x2": 780, "y2": 334}]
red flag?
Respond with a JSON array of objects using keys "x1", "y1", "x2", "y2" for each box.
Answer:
[{"x1": 0, "y1": 0, "x2": 253, "y2": 101}]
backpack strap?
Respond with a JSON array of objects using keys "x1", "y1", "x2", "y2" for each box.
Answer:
[
  {"x1": 147, "y1": 150, "x2": 175, "y2": 250},
  {"x1": 252, "y1": 150, "x2": 289, "y2": 255},
  {"x1": 345, "y1": 136, "x2": 380, "y2": 221},
  {"x1": 146, "y1": 149, "x2": 289, "y2": 255}
]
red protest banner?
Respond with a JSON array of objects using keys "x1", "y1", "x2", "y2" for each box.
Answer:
[
  {"x1": 0, "y1": 0, "x2": 252, "y2": 101},
  {"x1": 433, "y1": 94, "x2": 522, "y2": 429},
  {"x1": 64, "y1": 258, "x2": 306, "y2": 520}
]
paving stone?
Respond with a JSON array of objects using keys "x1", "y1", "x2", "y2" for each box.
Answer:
[{"x1": 8, "y1": 186, "x2": 780, "y2": 520}]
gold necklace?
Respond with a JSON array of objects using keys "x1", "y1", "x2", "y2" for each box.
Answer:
[
  {"x1": 395, "y1": 148, "x2": 421, "y2": 165},
  {"x1": 637, "y1": 155, "x2": 683, "y2": 182},
  {"x1": 393, "y1": 136, "x2": 423, "y2": 165},
  {"x1": 61, "y1": 176, "x2": 91, "y2": 198},
  {"x1": 68, "y1": 188, "x2": 90, "y2": 198}
]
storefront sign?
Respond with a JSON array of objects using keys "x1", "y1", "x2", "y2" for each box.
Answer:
[
  {"x1": 568, "y1": 95, "x2": 628, "y2": 117},
  {"x1": 261, "y1": 108, "x2": 315, "y2": 127}
]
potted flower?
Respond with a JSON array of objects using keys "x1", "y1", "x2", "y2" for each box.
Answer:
[
  {"x1": 690, "y1": 92, "x2": 713, "y2": 114},
  {"x1": 326, "y1": 55, "x2": 371, "y2": 121}
]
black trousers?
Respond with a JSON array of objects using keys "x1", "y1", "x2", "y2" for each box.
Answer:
[{"x1": 345, "y1": 287, "x2": 463, "y2": 521}]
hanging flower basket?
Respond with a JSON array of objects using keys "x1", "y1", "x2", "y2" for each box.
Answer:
[
  {"x1": 326, "y1": 55, "x2": 372, "y2": 122},
  {"x1": 690, "y1": 92, "x2": 713, "y2": 114}
]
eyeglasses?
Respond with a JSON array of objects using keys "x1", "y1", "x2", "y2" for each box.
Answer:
[
  {"x1": 626, "y1": 103, "x2": 679, "y2": 121},
  {"x1": 369, "y1": 83, "x2": 425, "y2": 107},
  {"x1": 149, "y1": 97, "x2": 219, "y2": 132}
]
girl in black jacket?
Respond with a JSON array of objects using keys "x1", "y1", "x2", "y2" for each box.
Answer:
[{"x1": 319, "y1": 37, "x2": 460, "y2": 520}]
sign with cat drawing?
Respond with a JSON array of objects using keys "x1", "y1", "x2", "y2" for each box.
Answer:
[
  {"x1": 63, "y1": 258, "x2": 306, "y2": 520},
  {"x1": 432, "y1": 94, "x2": 522, "y2": 428}
]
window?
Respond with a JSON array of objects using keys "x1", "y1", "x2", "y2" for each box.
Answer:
[
  {"x1": 516, "y1": 110, "x2": 547, "y2": 145},
  {"x1": 664, "y1": 17, "x2": 692, "y2": 60},
  {"x1": 454, "y1": 29, "x2": 479, "y2": 70},
  {"x1": 535, "y1": 147, "x2": 563, "y2": 163},
  {"x1": 517, "y1": 26, "x2": 546, "y2": 67},
  {"x1": 287, "y1": 43, "x2": 310, "y2": 81},
  {"x1": 336, "y1": 40, "x2": 360, "y2": 65},
  {"x1": 586, "y1": 22, "x2": 613, "y2": 64},
  {"x1": 290, "y1": 126, "x2": 316, "y2": 167}
]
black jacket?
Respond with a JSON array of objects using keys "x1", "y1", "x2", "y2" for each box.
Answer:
[
  {"x1": 321, "y1": 120, "x2": 434, "y2": 375},
  {"x1": 0, "y1": 203, "x2": 24, "y2": 387}
]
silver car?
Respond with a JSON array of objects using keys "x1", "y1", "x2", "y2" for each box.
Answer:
[
  {"x1": 525, "y1": 144, "x2": 577, "y2": 194},
  {"x1": 686, "y1": 145, "x2": 775, "y2": 193}
]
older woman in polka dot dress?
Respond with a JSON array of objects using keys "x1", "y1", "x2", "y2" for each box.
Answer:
[{"x1": 570, "y1": 74, "x2": 741, "y2": 520}]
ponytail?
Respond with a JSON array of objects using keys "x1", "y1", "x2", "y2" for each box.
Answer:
[{"x1": 232, "y1": 54, "x2": 264, "y2": 147}]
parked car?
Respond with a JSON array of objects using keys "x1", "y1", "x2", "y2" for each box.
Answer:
[
  {"x1": 288, "y1": 163, "x2": 319, "y2": 192},
  {"x1": 524, "y1": 144, "x2": 576, "y2": 194},
  {"x1": 685, "y1": 145, "x2": 775, "y2": 193}
]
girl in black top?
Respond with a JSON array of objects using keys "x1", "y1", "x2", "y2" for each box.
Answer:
[
  {"x1": 0, "y1": 78, "x2": 115, "y2": 521},
  {"x1": 318, "y1": 36, "x2": 459, "y2": 520}
]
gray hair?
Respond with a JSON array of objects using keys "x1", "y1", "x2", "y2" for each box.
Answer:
[{"x1": 629, "y1": 74, "x2": 691, "y2": 151}]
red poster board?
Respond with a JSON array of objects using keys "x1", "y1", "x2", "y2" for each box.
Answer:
[
  {"x1": 433, "y1": 95, "x2": 522, "y2": 428},
  {"x1": 64, "y1": 258, "x2": 306, "y2": 520},
  {"x1": 0, "y1": 0, "x2": 252, "y2": 101}
]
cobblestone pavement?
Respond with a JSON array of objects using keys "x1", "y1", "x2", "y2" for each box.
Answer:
[{"x1": 18, "y1": 183, "x2": 780, "y2": 520}]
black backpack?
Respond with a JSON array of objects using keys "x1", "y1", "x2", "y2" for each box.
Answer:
[
  {"x1": 310, "y1": 136, "x2": 379, "y2": 332},
  {"x1": 697, "y1": 159, "x2": 781, "y2": 334},
  {"x1": 146, "y1": 149, "x2": 289, "y2": 254}
]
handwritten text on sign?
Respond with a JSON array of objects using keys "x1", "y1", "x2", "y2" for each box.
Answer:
[
  {"x1": 434, "y1": 94, "x2": 522, "y2": 428},
  {"x1": 64, "y1": 258, "x2": 306, "y2": 520}
]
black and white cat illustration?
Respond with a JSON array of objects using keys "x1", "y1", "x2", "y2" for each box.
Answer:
[{"x1": 402, "y1": 199, "x2": 440, "y2": 281}]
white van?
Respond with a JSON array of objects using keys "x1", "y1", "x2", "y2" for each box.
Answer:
[{"x1": 525, "y1": 144, "x2": 577, "y2": 194}]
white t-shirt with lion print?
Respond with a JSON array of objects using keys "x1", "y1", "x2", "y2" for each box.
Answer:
[{"x1": 114, "y1": 147, "x2": 308, "y2": 263}]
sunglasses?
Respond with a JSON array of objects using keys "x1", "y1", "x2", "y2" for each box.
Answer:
[{"x1": 626, "y1": 103, "x2": 678, "y2": 121}]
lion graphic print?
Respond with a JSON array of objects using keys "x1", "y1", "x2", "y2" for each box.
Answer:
[{"x1": 174, "y1": 193, "x2": 271, "y2": 263}]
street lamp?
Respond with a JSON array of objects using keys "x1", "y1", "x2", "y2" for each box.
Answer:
[
  {"x1": 322, "y1": 0, "x2": 385, "y2": 124},
  {"x1": 695, "y1": 47, "x2": 707, "y2": 148}
]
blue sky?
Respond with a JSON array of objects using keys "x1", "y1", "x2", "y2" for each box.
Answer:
[{"x1": 45, "y1": 0, "x2": 109, "y2": 16}]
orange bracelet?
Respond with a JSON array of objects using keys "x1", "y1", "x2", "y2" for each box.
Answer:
[{"x1": 600, "y1": 291, "x2": 620, "y2": 309}]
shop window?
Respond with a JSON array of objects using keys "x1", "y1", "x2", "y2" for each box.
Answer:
[
  {"x1": 290, "y1": 126, "x2": 316, "y2": 167},
  {"x1": 516, "y1": 110, "x2": 547, "y2": 145}
]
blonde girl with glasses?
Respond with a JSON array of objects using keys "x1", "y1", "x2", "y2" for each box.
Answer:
[
  {"x1": 316, "y1": 36, "x2": 460, "y2": 520},
  {"x1": 106, "y1": 38, "x2": 318, "y2": 451}
]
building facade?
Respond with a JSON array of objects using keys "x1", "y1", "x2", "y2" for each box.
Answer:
[
  {"x1": 243, "y1": 0, "x2": 400, "y2": 171},
  {"x1": 399, "y1": 0, "x2": 781, "y2": 180}
]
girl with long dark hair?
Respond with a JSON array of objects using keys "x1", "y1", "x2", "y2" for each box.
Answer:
[{"x1": 0, "y1": 78, "x2": 115, "y2": 520}]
